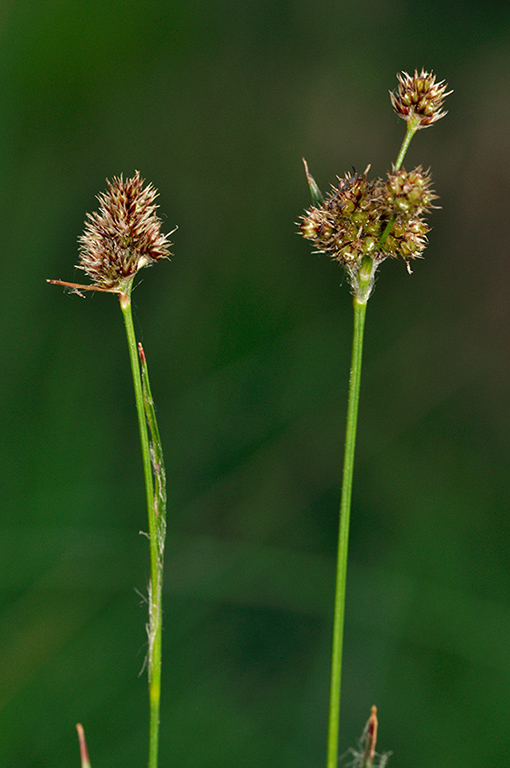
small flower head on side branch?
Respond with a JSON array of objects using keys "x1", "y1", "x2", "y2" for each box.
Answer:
[{"x1": 390, "y1": 69, "x2": 452, "y2": 130}]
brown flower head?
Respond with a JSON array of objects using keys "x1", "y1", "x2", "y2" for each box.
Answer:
[
  {"x1": 300, "y1": 169, "x2": 385, "y2": 267},
  {"x1": 77, "y1": 171, "x2": 172, "y2": 291},
  {"x1": 300, "y1": 162, "x2": 439, "y2": 294},
  {"x1": 390, "y1": 69, "x2": 451, "y2": 129}
]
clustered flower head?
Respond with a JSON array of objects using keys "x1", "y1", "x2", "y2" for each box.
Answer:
[
  {"x1": 78, "y1": 171, "x2": 172, "y2": 291},
  {"x1": 390, "y1": 69, "x2": 451, "y2": 129},
  {"x1": 300, "y1": 165, "x2": 436, "y2": 269},
  {"x1": 299, "y1": 70, "x2": 449, "y2": 299}
]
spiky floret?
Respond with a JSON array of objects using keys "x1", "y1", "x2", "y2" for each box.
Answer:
[
  {"x1": 383, "y1": 166, "x2": 437, "y2": 216},
  {"x1": 77, "y1": 171, "x2": 172, "y2": 291},
  {"x1": 300, "y1": 169, "x2": 386, "y2": 266},
  {"x1": 390, "y1": 69, "x2": 452, "y2": 129},
  {"x1": 380, "y1": 215, "x2": 429, "y2": 262}
]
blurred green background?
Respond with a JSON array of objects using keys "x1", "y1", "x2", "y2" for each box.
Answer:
[{"x1": 1, "y1": 0, "x2": 509, "y2": 766}]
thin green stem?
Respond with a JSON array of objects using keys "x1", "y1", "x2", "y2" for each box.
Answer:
[
  {"x1": 394, "y1": 120, "x2": 418, "y2": 171},
  {"x1": 119, "y1": 285, "x2": 164, "y2": 768},
  {"x1": 326, "y1": 292, "x2": 368, "y2": 768},
  {"x1": 379, "y1": 121, "x2": 420, "y2": 250}
]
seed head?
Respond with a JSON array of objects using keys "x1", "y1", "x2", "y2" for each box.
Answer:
[
  {"x1": 383, "y1": 166, "x2": 437, "y2": 216},
  {"x1": 390, "y1": 69, "x2": 451, "y2": 129},
  {"x1": 77, "y1": 171, "x2": 172, "y2": 291},
  {"x1": 300, "y1": 164, "x2": 436, "y2": 266},
  {"x1": 381, "y1": 215, "x2": 429, "y2": 262},
  {"x1": 300, "y1": 169, "x2": 385, "y2": 267},
  {"x1": 299, "y1": 162, "x2": 439, "y2": 293}
]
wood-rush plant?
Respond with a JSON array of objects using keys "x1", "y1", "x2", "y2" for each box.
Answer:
[
  {"x1": 299, "y1": 70, "x2": 451, "y2": 768},
  {"x1": 49, "y1": 171, "x2": 174, "y2": 768},
  {"x1": 46, "y1": 72, "x2": 449, "y2": 768}
]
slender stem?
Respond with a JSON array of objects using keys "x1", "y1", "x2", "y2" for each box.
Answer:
[
  {"x1": 119, "y1": 285, "x2": 163, "y2": 768},
  {"x1": 379, "y1": 121, "x2": 420, "y2": 251},
  {"x1": 394, "y1": 121, "x2": 418, "y2": 171},
  {"x1": 326, "y1": 293, "x2": 367, "y2": 768}
]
